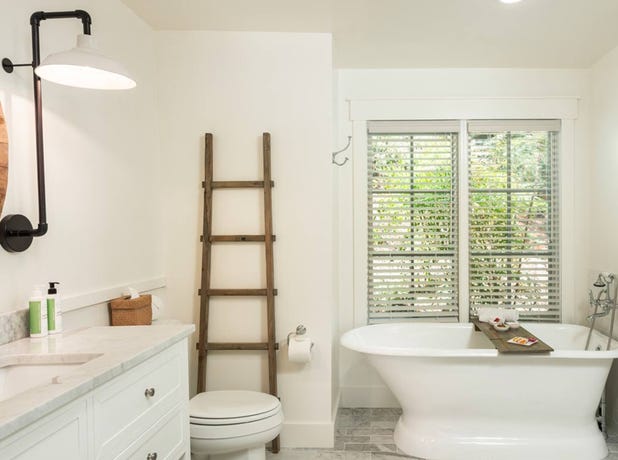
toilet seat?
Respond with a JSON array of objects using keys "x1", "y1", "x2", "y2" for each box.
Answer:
[
  {"x1": 190, "y1": 390, "x2": 281, "y2": 426},
  {"x1": 190, "y1": 405, "x2": 281, "y2": 426},
  {"x1": 190, "y1": 390, "x2": 283, "y2": 440}
]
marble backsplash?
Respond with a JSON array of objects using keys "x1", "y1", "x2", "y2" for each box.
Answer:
[{"x1": 0, "y1": 309, "x2": 28, "y2": 346}]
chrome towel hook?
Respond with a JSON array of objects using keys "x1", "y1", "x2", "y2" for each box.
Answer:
[{"x1": 332, "y1": 136, "x2": 351, "y2": 166}]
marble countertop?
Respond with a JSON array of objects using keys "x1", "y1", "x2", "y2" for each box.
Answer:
[{"x1": 0, "y1": 324, "x2": 194, "y2": 440}]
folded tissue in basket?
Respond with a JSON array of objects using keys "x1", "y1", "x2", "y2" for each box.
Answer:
[
  {"x1": 109, "y1": 291, "x2": 152, "y2": 326},
  {"x1": 125, "y1": 287, "x2": 161, "y2": 321}
]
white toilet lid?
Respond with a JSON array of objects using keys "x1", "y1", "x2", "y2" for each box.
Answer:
[{"x1": 190, "y1": 391, "x2": 281, "y2": 423}]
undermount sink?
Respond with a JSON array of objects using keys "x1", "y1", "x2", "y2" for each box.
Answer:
[{"x1": 0, "y1": 353, "x2": 102, "y2": 402}]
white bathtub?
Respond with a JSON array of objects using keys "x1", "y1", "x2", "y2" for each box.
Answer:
[{"x1": 341, "y1": 322, "x2": 618, "y2": 460}]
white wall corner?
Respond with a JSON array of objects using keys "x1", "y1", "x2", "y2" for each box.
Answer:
[{"x1": 281, "y1": 421, "x2": 335, "y2": 449}]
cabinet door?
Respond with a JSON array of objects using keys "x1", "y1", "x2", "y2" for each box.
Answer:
[{"x1": 0, "y1": 398, "x2": 89, "y2": 460}]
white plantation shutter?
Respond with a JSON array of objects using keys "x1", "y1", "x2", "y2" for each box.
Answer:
[
  {"x1": 467, "y1": 121, "x2": 560, "y2": 322},
  {"x1": 367, "y1": 121, "x2": 459, "y2": 323}
]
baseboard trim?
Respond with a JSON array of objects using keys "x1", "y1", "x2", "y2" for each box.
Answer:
[
  {"x1": 340, "y1": 385, "x2": 401, "y2": 408},
  {"x1": 281, "y1": 421, "x2": 334, "y2": 448}
]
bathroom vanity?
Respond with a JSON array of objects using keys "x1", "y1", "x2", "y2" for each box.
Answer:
[{"x1": 0, "y1": 324, "x2": 194, "y2": 459}]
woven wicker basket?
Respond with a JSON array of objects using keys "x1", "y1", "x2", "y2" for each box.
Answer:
[{"x1": 109, "y1": 294, "x2": 152, "y2": 326}]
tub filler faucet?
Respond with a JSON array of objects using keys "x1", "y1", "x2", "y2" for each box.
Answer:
[{"x1": 586, "y1": 273, "x2": 617, "y2": 350}]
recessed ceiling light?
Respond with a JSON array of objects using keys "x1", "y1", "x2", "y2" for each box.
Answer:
[{"x1": 500, "y1": 0, "x2": 522, "y2": 3}]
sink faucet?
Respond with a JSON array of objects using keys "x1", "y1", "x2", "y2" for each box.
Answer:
[{"x1": 586, "y1": 273, "x2": 617, "y2": 351}]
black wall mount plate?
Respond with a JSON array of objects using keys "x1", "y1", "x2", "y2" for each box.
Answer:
[
  {"x1": 0, "y1": 214, "x2": 34, "y2": 252},
  {"x1": 2, "y1": 58, "x2": 14, "y2": 73}
]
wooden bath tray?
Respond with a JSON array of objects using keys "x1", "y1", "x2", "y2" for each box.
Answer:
[{"x1": 472, "y1": 319, "x2": 554, "y2": 354}]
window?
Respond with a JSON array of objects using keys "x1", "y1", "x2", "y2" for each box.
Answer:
[
  {"x1": 367, "y1": 120, "x2": 560, "y2": 323},
  {"x1": 468, "y1": 121, "x2": 560, "y2": 321},
  {"x1": 367, "y1": 121, "x2": 459, "y2": 322}
]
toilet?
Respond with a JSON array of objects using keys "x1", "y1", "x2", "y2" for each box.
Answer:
[{"x1": 190, "y1": 390, "x2": 283, "y2": 460}]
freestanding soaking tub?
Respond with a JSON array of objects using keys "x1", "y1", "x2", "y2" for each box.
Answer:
[{"x1": 341, "y1": 322, "x2": 618, "y2": 460}]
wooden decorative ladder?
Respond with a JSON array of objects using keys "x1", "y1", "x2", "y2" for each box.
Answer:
[{"x1": 196, "y1": 132, "x2": 280, "y2": 453}]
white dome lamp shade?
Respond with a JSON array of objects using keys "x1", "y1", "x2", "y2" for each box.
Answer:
[{"x1": 35, "y1": 34, "x2": 136, "y2": 90}]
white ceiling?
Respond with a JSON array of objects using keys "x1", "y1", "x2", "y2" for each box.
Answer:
[{"x1": 121, "y1": 0, "x2": 618, "y2": 68}]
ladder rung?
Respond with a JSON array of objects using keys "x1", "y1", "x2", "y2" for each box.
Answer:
[
  {"x1": 202, "y1": 235, "x2": 276, "y2": 243},
  {"x1": 198, "y1": 288, "x2": 278, "y2": 296},
  {"x1": 207, "y1": 180, "x2": 275, "y2": 189},
  {"x1": 196, "y1": 342, "x2": 280, "y2": 351}
]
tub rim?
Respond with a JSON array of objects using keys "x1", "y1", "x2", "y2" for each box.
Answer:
[{"x1": 340, "y1": 322, "x2": 618, "y2": 359}]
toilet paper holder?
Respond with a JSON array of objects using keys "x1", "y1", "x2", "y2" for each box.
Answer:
[{"x1": 287, "y1": 324, "x2": 314, "y2": 350}]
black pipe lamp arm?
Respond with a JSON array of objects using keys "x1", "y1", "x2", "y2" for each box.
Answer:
[{"x1": 0, "y1": 10, "x2": 134, "y2": 253}]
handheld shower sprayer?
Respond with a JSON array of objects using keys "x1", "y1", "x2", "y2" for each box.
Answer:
[
  {"x1": 593, "y1": 274, "x2": 607, "y2": 288},
  {"x1": 586, "y1": 272, "x2": 617, "y2": 350}
]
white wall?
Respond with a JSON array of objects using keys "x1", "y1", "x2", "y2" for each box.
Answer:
[
  {"x1": 335, "y1": 68, "x2": 593, "y2": 407},
  {"x1": 0, "y1": 2, "x2": 163, "y2": 323},
  {"x1": 156, "y1": 31, "x2": 335, "y2": 447},
  {"x1": 590, "y1": 44, "x2": 618, "y2": 438}
]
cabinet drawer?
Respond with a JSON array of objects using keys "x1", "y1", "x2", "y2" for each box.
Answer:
[
  {"x1": 94, "y1": 341, "x2": 185, "y2": 459},
  {"x1": 115, "y1": 404, "x2": 187, "y2": 460}
]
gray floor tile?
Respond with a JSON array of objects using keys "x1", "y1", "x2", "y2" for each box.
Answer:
[
  {"x1": 337, "y1": 417, "x2": 372, "y2": 428},
  {"x1": 337, "y1": 428, "x2": 373, "y2": 436},
  {"x1": 370, "y1": 420, "x2": 397, "y2": 429},
  {"x1": 370, "y1": 408, "x2": 402, "y2": 422},
  {"x1": 340, "y1": 436, "x2": 372, "y2": 443},
  {"x1": 339, "y1": 408, "x2": 372, "y2": 418},
  {"x1": 336, "y1": 414, "x2": 367, "y2": 429},
  {"x1": 372, "y1": 444, "x2": 398, "y2": 454},
  {"x1": 285, "y1": 407, "x2": 412, "y2": 458},
  {"x1": 335, "y1": 435, "x2": 372, "y2": 450},
  {"x1": 371, "y1": 428, "x2": 394, "y2": 435},
  {"x1": 370, "y1": 435, "x2": 395, "y2": 443}
]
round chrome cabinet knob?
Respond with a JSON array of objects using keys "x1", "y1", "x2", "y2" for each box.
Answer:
[{"x1": 144, "y1": 388, "x2": 155, "y2": 398}]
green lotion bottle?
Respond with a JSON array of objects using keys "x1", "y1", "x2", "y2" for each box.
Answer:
[{"x1": 47, "y1": 282, "x2": 62, "y2": 335}]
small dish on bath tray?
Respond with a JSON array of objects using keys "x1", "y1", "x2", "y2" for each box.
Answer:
[
  {"x1": 493, "y1": 323, "x2": 510, "y2": 332},
  {"x1": 506, "y1": 321, "x2": 520, "y2": 329}
]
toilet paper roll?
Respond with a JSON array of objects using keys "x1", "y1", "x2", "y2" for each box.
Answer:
[{"x1": 288, "y1": 336, "x2": 313, "y2": 363}]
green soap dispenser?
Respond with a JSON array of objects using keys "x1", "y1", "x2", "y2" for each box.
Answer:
[
  {"x1": 47, "y1": 282, "x2": 62, "y2": 335},
  {"x1": 28, "y1": 285, "x2": 47, "y2": 338}
]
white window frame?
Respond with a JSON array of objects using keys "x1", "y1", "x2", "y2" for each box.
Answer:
[{"x1": 351, "y1": 97, "x2": 578, "y2": 327}]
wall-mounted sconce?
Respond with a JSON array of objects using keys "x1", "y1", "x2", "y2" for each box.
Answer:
[{"x1": 0, "y1": 10, "x2": 135, "y2": 253}]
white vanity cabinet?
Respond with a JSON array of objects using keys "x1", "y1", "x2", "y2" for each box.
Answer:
[{"x1": 0, "y1": 337, "x2": 190, "y2": 460}]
